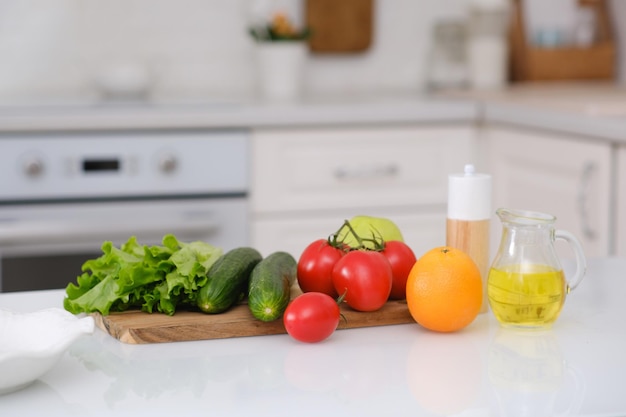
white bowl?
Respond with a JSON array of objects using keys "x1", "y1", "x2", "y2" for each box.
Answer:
[{"x1": 0, "y1": 308, "x2": 94, "y2": 395}]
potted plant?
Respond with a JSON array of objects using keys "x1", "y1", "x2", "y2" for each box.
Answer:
[{"x1": 249, "y1": 12, "x2": 310, "y2": 101}]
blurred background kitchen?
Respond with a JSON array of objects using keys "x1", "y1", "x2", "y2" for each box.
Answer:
[
  {"x1": 0, "y1": 0, "x2": 623, "y2": 102},
  {"x1": 1, "y1": 0, "x2": 626, "y2": 292},
  {"x1": 1, "y1": 0, "x2": 469, "y2": 102}
]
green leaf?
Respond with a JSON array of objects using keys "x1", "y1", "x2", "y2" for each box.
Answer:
[{"x1": 63, "y1": 234, "x2": 222, "y2": 316}]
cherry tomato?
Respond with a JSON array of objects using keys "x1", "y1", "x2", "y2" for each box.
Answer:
[
  {"x1": 283, "y1": 292, "x2": 341, "y2": 343},
  {"x1": 382, "y1": 241, "x2": 417, "y2": 300},
  {"x1": 331, "y1": 250, "x2": 392, "y2": 312},
  {"x1": 297, "y1": 239, "x2": 344, "y2": 297}
]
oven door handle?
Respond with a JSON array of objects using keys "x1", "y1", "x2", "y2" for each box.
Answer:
[{"x1": 0, "y1": 219, "x2": 218, "y2": 246}]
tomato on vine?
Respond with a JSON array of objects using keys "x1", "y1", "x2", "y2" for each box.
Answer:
[
  {"x1": 297, "y1": 238, "x2": 345, "y2": 297},
  {"x1": 331, "y1": 250, "x2": 392, "y2": 312},
  {"x1": 382, "y1": 240, "x2": 417, "y2": 300}
]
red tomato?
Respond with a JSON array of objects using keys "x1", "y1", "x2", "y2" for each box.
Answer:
[
  {"x1": 283, "y1": 292, "x2": 341, "y2": 343},
  {"x1": 297, "y1": 239, "x2": 344, "y2": 297},
  {"x1": 331, "y1": 250, "x2": 392, "y2": 312},
  {"x1": 382, "y1": 241, "x2": 417, "y2": 300}
]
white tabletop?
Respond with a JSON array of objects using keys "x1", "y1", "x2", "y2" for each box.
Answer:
[{"x1": 1, "y1": 258, "x2": 625, "y2": 417}]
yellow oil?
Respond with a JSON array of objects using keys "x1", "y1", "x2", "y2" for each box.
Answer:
[{"x1": 487, "y1": 264, "x2": 567, "y2": 328}]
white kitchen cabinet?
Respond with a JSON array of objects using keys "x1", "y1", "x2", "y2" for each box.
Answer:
[
  {"x1": 484, "y1": 126, "x2": 612, "y2": 258},
  {"x1": 250, "y1": 125, "x2": 476, "y2": 258},
  {"x1": 617, "y1": 146, "x2": 626, "y2": 257}
]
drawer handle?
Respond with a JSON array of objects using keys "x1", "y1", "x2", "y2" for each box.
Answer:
[
  {"x1": 334, "y1": 164, "x2": 399, "y2": 181},
  {"x1": 577, "y1": 161, "x2": 597, "y2": 241}
]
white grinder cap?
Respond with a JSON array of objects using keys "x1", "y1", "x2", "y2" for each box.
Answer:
[{"x1": 448, "y1": 164, "x2": 492, "y2": 220}]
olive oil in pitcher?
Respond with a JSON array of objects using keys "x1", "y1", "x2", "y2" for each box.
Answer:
[
  {"x1": 487, "y1": 264, "x2": 567, "y2": 327},
  {"x1": 487, "y1": 208, "x2": 586, "y2": 329}
]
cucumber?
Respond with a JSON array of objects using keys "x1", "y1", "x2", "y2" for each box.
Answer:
[
  {"x1": 248, "y1": 251, "x2": 297, "y2": 322},
  {"x1": 197, "y1": 247, "x2": 263, "y2": 314}
]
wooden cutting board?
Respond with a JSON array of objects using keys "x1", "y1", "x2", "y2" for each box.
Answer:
[
  {"x1": 306, "y1": 0, "x2": 373, "y2": 53},
  {"x1": 93, "y1": 294, "x2": 413, "y2": 344}
]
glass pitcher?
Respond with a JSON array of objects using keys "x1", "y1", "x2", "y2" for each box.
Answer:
[{"x1": 487, "y1": 208, "x2": 587, "y2": 328}]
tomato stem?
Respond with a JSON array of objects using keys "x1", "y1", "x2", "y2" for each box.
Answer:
[
  {"x1": 336, "y1": 289, "x2": 347, "y2": 305},
  {"x1": 336, "y1": 290, "x2": 349, "y2": 325}
]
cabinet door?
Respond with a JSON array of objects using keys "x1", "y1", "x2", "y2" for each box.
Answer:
[
  {"x1": 486, "y1": 127, "x2": 612, "y2": 258},
  {"x1": 250, "y1": 125, "x2": 476, "y2": 258},
  {"x1": 251, "y1": 126, "x2": 475, "y2": 213},
  {"x1": 617, "y1": 146, "x2": 626, "y2": 257}
]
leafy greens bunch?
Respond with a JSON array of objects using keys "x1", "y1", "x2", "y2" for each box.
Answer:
[{"x1": 64, "y1": 234, "x2": 222, "y2": 316}]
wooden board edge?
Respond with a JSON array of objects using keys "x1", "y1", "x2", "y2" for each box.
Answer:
[{"x1": 93, "y1": 299, "x2": 416, "y2": 344}]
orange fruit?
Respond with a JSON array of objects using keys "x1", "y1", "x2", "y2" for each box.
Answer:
[{"x1": 406, "y1": 246, "x2": 482, "y2": 332}]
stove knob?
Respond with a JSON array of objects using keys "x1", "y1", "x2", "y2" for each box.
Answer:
[
  {"x1": 23, "y1": 157, "x2": 44, "y2": 177},
  {"x1": 158, "y1": 153, "x2": 177, "y2": 174}
]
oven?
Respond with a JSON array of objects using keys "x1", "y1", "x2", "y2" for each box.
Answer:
[{"x1": 0, "y1": 130, "x2": 249, "y2": 292}]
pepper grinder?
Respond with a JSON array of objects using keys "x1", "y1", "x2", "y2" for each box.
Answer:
[{"x1": 446, "y1": 164, "x2": 491, "y2": 313}]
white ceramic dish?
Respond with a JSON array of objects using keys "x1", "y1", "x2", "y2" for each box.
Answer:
[{"x1": 0, "y1": 308, "x2": 94, "y2": 395}]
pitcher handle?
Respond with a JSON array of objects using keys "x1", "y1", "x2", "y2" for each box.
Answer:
[{"x1": 555, "y1": 229, "x2": 587, "y2": 292}]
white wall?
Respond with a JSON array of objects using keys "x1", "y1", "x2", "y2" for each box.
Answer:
[{"x1": 0, "y1": 0, "x2": 468, "y2": 102}]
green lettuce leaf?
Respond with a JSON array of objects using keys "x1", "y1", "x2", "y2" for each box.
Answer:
[{"x1": 63, "y1": 234, "x2": 222, "y2": 316}]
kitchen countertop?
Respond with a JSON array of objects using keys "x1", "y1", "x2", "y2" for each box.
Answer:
[
  {"x1": 1, "y1": 83, "x2": 626, "y2": 145},
  {"x1": 1, "y1": 258, "x2": 625, "y2": 417},
  {"x1": 454, "y1": 82, "x2": 626, "y2": 144},
  {"x1": 0, "y1": 94, "x2": 477, "y2": 132}
]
